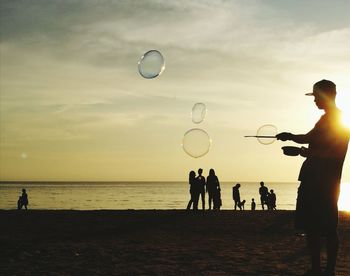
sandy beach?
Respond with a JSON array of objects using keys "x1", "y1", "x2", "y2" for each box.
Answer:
[{"x1": 0, "y1": 210, "x2": 349, "y2": 275}]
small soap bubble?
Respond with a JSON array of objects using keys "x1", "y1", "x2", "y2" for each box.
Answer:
[
  {"x1": 138, "y1": 50, "x2": 165, "y2": 79},
  {"x1": 182, "y1": 128, "x2": 211, "y2": 158},
  {"x1": 256, "y1": 124, "x2": 277, "y2": 145},
  {"x1": 191, "y1": 103, "x2": 207, "y2": 124}
]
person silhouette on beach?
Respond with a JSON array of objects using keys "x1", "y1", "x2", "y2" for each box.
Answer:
[
  {"x1": 18, "y1": 189, "x2": 29, "y2": 210},
  {"x1": 251, "y1": 198, "x2": 256, "y2": 210},
  {"x1": 232, "y1": 183, "x2": 242, "y2": 210},
  {"x1": 259, "y1": 181, "x2": 269, "y2": 210},
  {"x1": 277, "y1": 80, "x2": 349, "y2": 276},
  {"x1": 196, "y1": 168, "x2": 206, "y2": 211},
  {"x1": 213, "y1": 185, "x2": 222, "y2": 210},
  {"x1": 240, "y1": 199, "x2": 246, "y2": 210},
  {"x1": 206, "y1": 168, "x2": 220, "y2": 210},
  {"x1": 268, "y1": 189, "x2": 276, "y2": 210},
  {"x1": 17, "y1": 196, "x2": 22, "y2": 210},
  {"x1": 186, "y1": 171, "x2": 198, "y2": 211}
]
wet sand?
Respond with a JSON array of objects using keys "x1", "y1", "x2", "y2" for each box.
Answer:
[{"x1": 0, "y1": 210, "x2": 349, "y2": 275}]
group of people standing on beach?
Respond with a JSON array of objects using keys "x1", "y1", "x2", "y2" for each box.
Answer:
[
  {"x1": 187, "y1": 169, "x2": 278, "y2": 211},
  {"x1": 258, "y1": 181, "x2": 277, "y2": 211},
  {"x1": 187, "y1": 168, "x2": 222, "y2": 211},
  {"x1": 232, "y1": 182, "x2": 276, "y2": 211}
]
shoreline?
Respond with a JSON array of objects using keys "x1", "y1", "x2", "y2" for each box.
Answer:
[{"x1": 1, "y1": 210, "x2": 349, "y2": 275}]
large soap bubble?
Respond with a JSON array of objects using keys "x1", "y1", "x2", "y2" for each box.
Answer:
[
  {"x1": 182, "y1": 128, "x2": 211, "y2": 158},
  {"x1": 256, "y1": 124, "x2": 277, "y2": 145},
  {"x1": 138, "y1": 50, "x2": 165, "y2": 79},
  {"x1": 191, "y1": 103, "x2": 207, "y2": 124}
]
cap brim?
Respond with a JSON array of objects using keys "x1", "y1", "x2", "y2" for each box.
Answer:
[{"x1": 305, "y1": 92, "x2": 314, "y2": 96}]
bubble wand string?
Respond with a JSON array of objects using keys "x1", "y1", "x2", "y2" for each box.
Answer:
[{"x1": 244, "y1": 135, "x2": 276, "y2": 138}]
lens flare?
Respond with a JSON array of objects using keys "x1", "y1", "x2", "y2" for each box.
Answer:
[{"x1": 338, "y1": 182, "x2": 350, "y2": 211}]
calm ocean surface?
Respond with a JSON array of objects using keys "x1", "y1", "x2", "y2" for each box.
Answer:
[{"x1": 0, "y1": 181, "x2": 299, "y2": 210}]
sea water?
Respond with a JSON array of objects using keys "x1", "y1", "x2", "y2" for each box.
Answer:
[{"x1": 0, "y1": 182, "x2": 299, "y2": 210}]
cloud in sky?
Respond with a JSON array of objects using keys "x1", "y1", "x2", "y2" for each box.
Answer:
[{"x1": 1, "y1": 0, "x2": 349, "y2": 181}]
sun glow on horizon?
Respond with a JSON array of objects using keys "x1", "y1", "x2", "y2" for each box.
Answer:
[{"x1": 339, "y1": 182, "x2": 350, "y2": 211}]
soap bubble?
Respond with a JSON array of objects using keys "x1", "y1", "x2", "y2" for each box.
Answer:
[
  {"x1": 138, "y1": 50, "x2": 165, "y2": 79},
  {"x1": 192, "y1": 103, "x2": 207, "y2": 124},
  {"x1": 256, "y1": 124, "x2": 277, "y2": 145},
  {"x1": 182, "y1": 128, "x2": 211, "y2": 158}
]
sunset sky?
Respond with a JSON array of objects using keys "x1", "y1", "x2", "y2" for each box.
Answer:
[{"x1": 1, "y1": 0, "x2": 349, "y2": 182}]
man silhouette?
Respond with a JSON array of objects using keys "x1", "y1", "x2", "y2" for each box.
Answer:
[
  {"x1": 259, "y1": 181, "x2": 269, "y2": 210},
  {"x1": 277, "y1": 80, "x2": 349, "y2": 276},
  {"x1": 232, "y1": 183, "x2": 242, "y2": 210},
  {"x1": 196, "y1": 168, "x2": 206, "y2": 211}
]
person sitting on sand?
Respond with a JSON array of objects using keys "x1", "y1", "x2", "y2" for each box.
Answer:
[
  {"x1": 206, "y1": 168, "x2": 220, "y2": 210},
  {"x1": 232, "y1": 183, "x2": 242, "y2": 210},
  {"x1": 196, "y1": 168, "x2": 206, "y2": 211},
  {"x1": 259, "y1": 181, "x2": 269, "y2": 210},
  {"x1": 186, "y1": 171, "x2": 198, "y2": 211},
  {"x1": 251, "y1": 198, "x2": 256, "y2": 210}
]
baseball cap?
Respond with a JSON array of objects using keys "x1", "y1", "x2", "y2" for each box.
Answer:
[{"x1": 305, "y1": 79, "x2": 336, "y2": 96}]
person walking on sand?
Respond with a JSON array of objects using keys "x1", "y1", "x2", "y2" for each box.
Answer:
[
  {"x1": 259, "y1": 181, "x2": 269, "y2": 210},
  {"x1": 251, "y1": 198, "x2": 256, "y2": 210},
  {"x1": 196, "y1": 168, "x2": 206, "y2": 211},
  {"x1": 186, "y1": 171, "x2": 198, "y2": 211},
  {"x1": 19, "y1": 189, "x2": 29, "y2": 210},
  {"x1": 277, "y1": 80, "x2": 349, "y2": 276},
  {"x1": 206, "y1": 168, "x2": 220, "y2": 210},
  {"x1": 232, "y1": 183, "x2": 242, "y2": 210}
]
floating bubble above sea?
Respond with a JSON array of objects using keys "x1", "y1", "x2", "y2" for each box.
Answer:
[
  {"x1": 182, "y1": 128, "x2": 211, "y2": 158},
  {"x1": 191, "y1": 103, "x2": 207, "y2": 124},
  {"x1": 138, "y1": 50, "x2": 165, "y2": 79}
]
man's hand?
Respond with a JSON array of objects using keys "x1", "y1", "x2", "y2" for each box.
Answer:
[
  {"x1": 276, "y1": 132, "x2": 293, "y2": 141},
  {"x1": 300, "y1": 146, "x2": 309, "y2": 157}
]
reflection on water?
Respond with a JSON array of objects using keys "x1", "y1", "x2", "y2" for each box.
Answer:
[{"x1": 1, "y1": 181, "x2": 348, "y2": 211}]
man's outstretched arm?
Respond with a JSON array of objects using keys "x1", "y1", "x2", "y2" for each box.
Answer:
[{"x1": 276, "y1": 131, "x2": 312, "y2": 144}]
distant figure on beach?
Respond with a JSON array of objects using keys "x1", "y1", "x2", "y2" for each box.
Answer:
[
  {"x1": 259, "y1": 181, "x2": 269, "y2": 210},
  {"x1": 206, "y1": 168, "x2": 221, "y2": 210},
  {"x1": 213, "y1": 186, "x2": 222, "y2": 210},
  {"x1": 268, "y1": 189, "x2": 276, "y2": 210},
  {"x1": 251, "y1": 198, "x2": 256, "y2": 210},
  {"x1": 240, "y1": 199, "x2": 246, "y2": 210},
  {"x1": 232, "y1": 183, "x2": 242, "y2": 210},
  {"x1": 17, "y1": 196, "x2": 22, "y2": 210},
  {"x1": 277, "y1": 80, "x2": 349, "y2": 275},
  {"x1": 186, "y1": 171, "x2": 198, "y2": 211},
  {"x1": 17, "y1": 189, "x2": 29, "y2": 210},
  {"x1": 196, "y1": 168, "x2": 206, "y2": 211}
]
